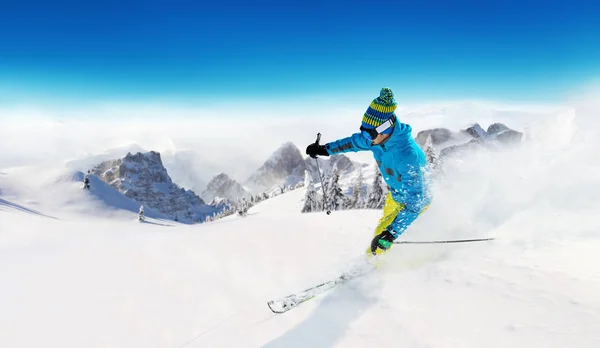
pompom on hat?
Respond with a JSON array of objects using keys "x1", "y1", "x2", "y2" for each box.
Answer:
[{"x1": 361, "y1": 88, "x2": 397, "y2": 135}]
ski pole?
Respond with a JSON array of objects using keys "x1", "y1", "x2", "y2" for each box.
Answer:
[
  {"x1": 393, "y1": 238, "x2": 496, "y2": 244},
  {"x1": 314, "y1": 133, "x2": 331, "y2": 215}
]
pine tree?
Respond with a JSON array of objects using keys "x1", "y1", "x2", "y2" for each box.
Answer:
[
  {"x1": 367, "y1": 166, "x2": 385, "y2": 209},
  {"x1": 326, "y1": 168, "x2": 345, "y2": 211},
  {"x1": 83, "y1": 170, "x2": 91, "y2": 190},
  {"x1": 425, "y1": 134, "x2": 438, "y2": 170},
  {"x1": 302, "y1": 170, "x2": 318, "y2": 213},
  {"x1": 138, "y1": 205, "x2": 145, "y2": 222},
  {"x1": 238, "y1": 197, "x2": 248, "y2": 217}
]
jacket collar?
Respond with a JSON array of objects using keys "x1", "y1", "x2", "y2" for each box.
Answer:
[{"x1": 375, "y1": 121, "x2": 413, "y2": 152}]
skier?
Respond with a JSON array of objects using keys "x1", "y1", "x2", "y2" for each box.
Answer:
[{"x1": 306, "y1": 88, "x2": 432, "y2": 256}]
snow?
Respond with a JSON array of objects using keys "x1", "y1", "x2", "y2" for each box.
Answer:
[
  {"x1": 2, "y1": 101, "x2": 600, "y2": 347},
  {"x1": 2, "y1": 179, "x2": 600, "y2": 347}
]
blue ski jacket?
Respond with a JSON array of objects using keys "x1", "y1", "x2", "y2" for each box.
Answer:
[{"x1": 324, "y1": 122, "x2": 432, "y2": 237}]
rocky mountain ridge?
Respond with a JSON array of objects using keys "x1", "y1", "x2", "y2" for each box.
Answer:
[{"x1": 92, "y1": 151, "x2": 214, "y2": 223}]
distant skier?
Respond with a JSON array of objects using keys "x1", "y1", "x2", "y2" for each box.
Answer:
[{"x1": 306, "y1": 88, "x2": 432, "y2": 256}]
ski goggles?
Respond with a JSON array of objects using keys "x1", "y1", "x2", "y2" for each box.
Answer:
[{"x1": 360, "y1": 116, "x2": 395, "y2": 141}]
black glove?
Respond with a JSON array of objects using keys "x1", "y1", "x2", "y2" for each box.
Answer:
[
  {"x1": 306, "y1": 143, "x2": 329, "y2": 158},
  {"x1": 370, "y1": 227, "x2": 396, "y2": 255}
]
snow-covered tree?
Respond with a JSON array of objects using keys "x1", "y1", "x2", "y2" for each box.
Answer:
[
  {"x1": 302, "y1": 170, "x2": 319, "y2": 213},
  {"x1": 325, "y1": 168, "x2": 345, "y2": 211},
  {"x1": 238, "y1": 197, "x2": 248, "y2": 217},
  {"x1": 83, "y1": 170, "x2": 91, "y2": 190},
  {"x1": 367, "y1": 166, "x2": 385, "y2": 209},
  {"x1": 425, "y1": 134, "x2": 439, "y2": 170},
  {"x1": 138, "y1": 205, "x2": 145, "y2": 222}
]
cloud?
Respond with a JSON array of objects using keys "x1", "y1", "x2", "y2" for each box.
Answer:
[{"x1": 0, "y1": 98, "x2": 565, "y2": 189}]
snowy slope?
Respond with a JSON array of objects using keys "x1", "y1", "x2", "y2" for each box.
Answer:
[
  {"x1": 2, "y1": 178, "x2": 600, "y2": 348},
  {"x1": 0, "y1": 167, "x2": 178, "y2": 222}
]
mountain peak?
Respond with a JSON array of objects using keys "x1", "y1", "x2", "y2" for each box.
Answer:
[
  {"x1": 279, "y1": 141, "x2": 297, "y2": 150},
  {"x1": 267, "y1": 142, "x2": 301, "y2": 163},
  {"x1": 124, "y1": 151, "x2": 163, "y2": 165},
  {"x1": 245, "y1": 142, "x2": 306, "y2": 192},
  {"x1": 92, "y1": 150, "x2": 212, "y2": 223},
  {"x1": 202, "y1": 172, "x2": 249, "y2": 202},
  {"x1": 214, "y1": 172, "x2": 231, "y2": 180}
]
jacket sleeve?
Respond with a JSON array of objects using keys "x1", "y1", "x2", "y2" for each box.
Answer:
[
  {"x1": 388, "y1": 208, "x2": 420, "y2": 238},
  {"x1": 324, "y1": 133, "x2": 371, "y2": 155}
]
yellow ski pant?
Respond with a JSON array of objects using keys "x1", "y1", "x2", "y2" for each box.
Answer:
[{"x1": 367, "y1": 192, "x2": 429, "y2": 256}]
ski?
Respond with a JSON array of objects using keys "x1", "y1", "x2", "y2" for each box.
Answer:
[{"x1": 267, "y1": 262, "x2": 375, "y2": 314}]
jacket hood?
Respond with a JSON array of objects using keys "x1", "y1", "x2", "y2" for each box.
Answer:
[{"x1": 379, "y1": 122, "x2": 413, "y2": 151}]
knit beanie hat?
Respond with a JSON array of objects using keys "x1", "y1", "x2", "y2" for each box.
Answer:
[{"x1": 361, "y1": 88, "x2": 397, "y2": 135}]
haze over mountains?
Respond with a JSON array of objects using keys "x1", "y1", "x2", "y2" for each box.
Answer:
[{"x1": 7, "y1": 120, "x2": 526, "y2": 224}]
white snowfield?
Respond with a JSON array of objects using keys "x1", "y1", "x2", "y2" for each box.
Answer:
[{"x1": 2, "y1": 108, "x2": 600, "y2": 347}]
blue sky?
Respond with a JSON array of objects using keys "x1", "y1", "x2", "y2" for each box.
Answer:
[{"x1": 1, "y1": 0, "x2": 599, "y2": 105}]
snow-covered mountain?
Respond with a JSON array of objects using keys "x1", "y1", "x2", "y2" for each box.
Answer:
[
  {"x1": 415, "y1": 127, "x2": 468, "y2": 147},
  {"x1": 416, "y1": 122, "x2": 524, "y2": 148},
  {"x1": 73, "y1": 171, "x2": 176, "y2": 221},
  {"x1": 244, "y1": 142, "x2": 306, "y2": 193},
  {"x1": 304, "y1": 154, "x2": 362, "y2": 182},
  {"x1": 91, "y1": 151, "x2": 214, "y2": 223},
  {"x1": 201, "y1": 172, "x2": 250, "y2": 202},
  {"x1": 417, "y1": 122, "x2": 525, "y2": 164},
  {"x1": 244, "y1": 141, "x2": 366, "y2": 195},
  {"x1": 206, "y1": 196, "x2": 235, "y2": 211}
]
